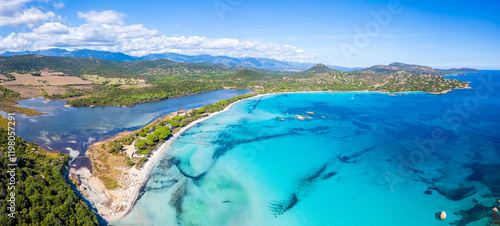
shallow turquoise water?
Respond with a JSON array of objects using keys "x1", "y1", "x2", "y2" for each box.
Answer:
[{"x1": 119, "y1": 72, "x2": 500, "y2": 225}]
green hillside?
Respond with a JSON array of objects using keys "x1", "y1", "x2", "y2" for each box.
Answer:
[
  {"x1": 0, "y1": 56, "x2": 470, "y2": 108},
  {"x1": 0, "y1": 129, "x2": 98, "y2": 225}
]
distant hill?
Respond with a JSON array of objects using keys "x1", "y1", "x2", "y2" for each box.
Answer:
[
  {"x1": 0, "y1": 48, "x2": 361, "y2": 72},
  {"x1": 359, "y1": 62, "x2": 480, "y2": 76},
  {"x1": 0, "y1": 55, "x2": 471, "y2": 107},
  {"x1": 1, "y1": 49, "x2": 137, "y2": 61},
  {"x1": 361, "y1": 62, "x2": 440, "y2": 75},
  {"x1": 139, "y1": 53, "x2": 360, "y2": 72},
  {"x1": 0, "y1": 54, "x2": 255, "y2": 78},
  {"x1": 436, "y1": 68, "x2": 482, "y2": 74},
  {"x1": 288, "y1": 63, "x2": 340, "y2": 78},
  {"x1": 0, "y1": 50, "x2": 480, "y2": 76},
  {"x1": 303, "y1": 63, "x2": 338, "y2": 74}
]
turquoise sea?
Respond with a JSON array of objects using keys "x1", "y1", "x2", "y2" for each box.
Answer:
[{"x1": 119, "y1": 71, "x2": 500, "y2": 226}]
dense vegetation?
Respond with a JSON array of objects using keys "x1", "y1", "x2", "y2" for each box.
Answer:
[
  {"x1": 0, "y1": 55, "x2": 250, "y2": 78},
  {"x1": 134, "y1": 94, "x2": 256, "y2": 155},
  {"x1": 0, "y1": 129, "x2": 98, "y2": 225},
  {"x1": 0, "y1": 55, "x2": 469, "y2": 109},
  {"x1": 379, "y1": 74, "x2": 466, "y2": 93},
  {"x1": 41, "y1": 86, "x2": 85, "y2": 100},
  {"x1": 67, "y1": 81, "x2": 223, "y2": 107},
  {"x1": 0, "y1": 85, "x2": 20, "y2": 99},
  {"x1": 132, "y1": 93, "x2": 256, "y2": 155}
]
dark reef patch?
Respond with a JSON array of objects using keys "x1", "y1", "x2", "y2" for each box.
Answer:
[
  {"x1": 338, "y1": 155, "x2": 354, "y2": 163},
  {"x1": 281, "y1": 126, "x2": 330, "y2": 135},
  {"x1": 269, "y1": 163, "x2": 335, "y2": 217},
  {"x1": 492, "y1": 212, "x2": 500, "y2": 225},
  {"x1": 352, "y1": 120, "x2": 373, "y2": 130},
  {"x1": 467, "y1": 169, "x2": 485, "y2": 181},
  {"x1": 212, "y1": 132, "x2": 295, "y2": 159},
  {"x1": 356, "y1": 116, "x2": 377, "y2": 123},
  {"x1": 154, "y1": 157, "x2": 178, "y2": 171},
  {"x1": 309, "y1": 126, "x2": 330, "y2": 132},
  {"x1": 304, "y1": 164, "x2": 327, "y2": 182},
  {"x1": 453, "y1": 204, "x2": 491, "y2": 226},
  {"x1": 175, "y1": 159, "x2": 207, "y2": 181},
  {"x1": 194, "y1": 122, "x2": 207, "y2": 127},
  {"x1": 338, "y1": 146, "x2": 376, "y2": 163},
  {"x1": 321, "y1": 172, "x2": 337, "y2": 180},
  {"x1": 269, "y1": 193, "x2": 298, "y2": 216},
  {"x1": 465, "y1": 163, "x2": 500, "y2": 196},
  {"x1": 170, "y1": 182, "x2": 187, "y2": 223},
  {"x1": 181, "y1": 131, "x2": 203, "y2": 136},
  {"x1": 144, "y1": 178, "x2": 179, "y2": 192},
  {"x1": 430, "y1": 186, "x2": 476, "y2": 201},
  {"x1": 297, "y1": 164, "x2": 333, "y2": 194},
  {"x1": 248, "y1": 97, "x2": 262, "y2": 113}
]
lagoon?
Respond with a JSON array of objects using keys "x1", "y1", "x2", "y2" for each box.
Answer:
[{"x1": 4, "y1": 89, "x2": 252, "y2": 157}]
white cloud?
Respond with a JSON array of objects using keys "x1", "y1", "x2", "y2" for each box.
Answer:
[
  {"x1": 0, "y1": 0, "x2": 32, "y2": 16},
  {"x1": 32, "y1": 22, "x2": 69, "y2": 34},
  {"x1": 0, "y1": 0, "x2": 61, "y2": 27},
  {"x1": 54, "y1": 2, "x2": 64, "y2": 9},
  {"x1": 113, "y1": 35, "x2": 315, "y2": 61},
  {"x1": 0, "y1": 9, "x2": 316, "y2": 62},
  {"x1": 0, "y1": 33, "x2": 32, "y2": 51},
  {"x1": 77, "y1": 10, "x2": 125, "y2": 25}
]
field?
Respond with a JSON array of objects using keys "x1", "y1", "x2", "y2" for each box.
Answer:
[
  {"x1": 0, "y1": 69, "x2": 98, "y2": 98},
  {"x1": 83, "y1": 75, "x2": 150, "y2": 87},
  {"x1": 0, "y1": 68, "x2": 100, "y2": 115},
  {"x1": 2, "y1": 85, "x2": 72, "y2": 98},
  {"x1": 1, "y1": 69, "x2": 95, "y2": 86}
]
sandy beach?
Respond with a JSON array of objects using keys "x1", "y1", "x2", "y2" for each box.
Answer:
[{"x1": 74, "y1": 94, "x2": 254, "y2": 223}]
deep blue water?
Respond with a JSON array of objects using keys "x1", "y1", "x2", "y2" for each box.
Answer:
[
  {"x1": 1, "y1": 89, "x2": 252, "y2": 157},
  {"x1": 119, "y1": 71, "x2": 500, "y2": 225}
]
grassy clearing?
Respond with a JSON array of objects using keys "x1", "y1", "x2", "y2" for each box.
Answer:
[
  {"x1": 0, "y1": 100, "x2": 46, "y2": 116},
  {"x1": 83, "y1": 75, "x2": 147, "y2": 85},
  {"x1": 0, "y1": 115, "x2": 10, "y2": 130},
  {"x1": 86, "y1": 137, "x2": 134, "y2": 190},
  {"x1": 37, "y1": 146, "x2": 64, "y2": 158},
  {"x1": 98, "y1": 176, "x2": 118, "y2": 189}
]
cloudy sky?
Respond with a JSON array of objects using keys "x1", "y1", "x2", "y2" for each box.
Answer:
[{"x1": 0, "y1": 0, "x2": 499, "y2": 69}]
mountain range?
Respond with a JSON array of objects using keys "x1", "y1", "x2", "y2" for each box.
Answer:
[
  {"x1": 0, "y1": 48, "x2": 361, "y2": 72},
  {"x1": 0, "y1": 49, "x2": 481, "y2": 75}
]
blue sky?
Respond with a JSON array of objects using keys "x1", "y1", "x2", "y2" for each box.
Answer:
[{"x1": 0, "y1": 0, "x2": 498, "y2": 69}]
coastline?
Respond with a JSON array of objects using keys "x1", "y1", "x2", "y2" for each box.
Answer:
[
  {"x1": 76, "y1": 86, "x2": 472, "y2": 222},
  {"x1": 82, "y1": 94, "x2": 253, "y2": 223}
]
